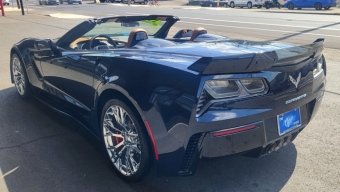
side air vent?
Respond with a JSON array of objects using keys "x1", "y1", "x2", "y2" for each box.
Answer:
[
  {"x1": 30, "y1": 55, "x2": 43, "y2": 79},
  {"x1": 196, "y1": 90, "x2": 208, "y2": 116},
  {"x1": 178, "y1": 133, "x2": 205, "y2": 176}
]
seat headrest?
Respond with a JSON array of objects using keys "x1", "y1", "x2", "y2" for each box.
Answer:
[
  {"x1": 126, "y1": 29, "x2": 149, "y2": 48},
  {"x1": 190, "y1": 27, "x2": 208, "y2": 41}
]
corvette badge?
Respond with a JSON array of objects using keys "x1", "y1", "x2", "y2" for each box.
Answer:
[{"x1": 289, "y1": 72, "x2": 301, "y2": 89}]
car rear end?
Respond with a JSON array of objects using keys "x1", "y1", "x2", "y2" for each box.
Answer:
[
  {"x1": 326, "y1": 0, "x2": 338, "y2": 7},
  {"x1": 154, "y1": 39, "x2": 326, "y2": 176}
]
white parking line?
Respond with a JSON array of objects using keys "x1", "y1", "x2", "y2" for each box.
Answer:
[{"x1": 179, "y1": 21, "x2": 340, "y2": 38}]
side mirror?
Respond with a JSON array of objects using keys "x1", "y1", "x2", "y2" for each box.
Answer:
[
  {"x1": 34, "y1": 39, "x2": 61, "y2": 57},
  {"x1": 34, "y1": 39, "x2": 52, "y2": 51}
]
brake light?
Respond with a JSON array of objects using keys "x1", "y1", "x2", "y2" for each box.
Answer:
[{"x1": 213, "y1": 124, "x2": 257, "y2": 137}]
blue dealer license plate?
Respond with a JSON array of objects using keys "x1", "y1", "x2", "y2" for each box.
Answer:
[{"x1": 277, "y1": 108, "x2": 301, "y2": 135}]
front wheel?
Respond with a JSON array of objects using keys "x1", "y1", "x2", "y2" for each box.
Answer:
[
  {"x1": 11, "y1": 54, "x2": 32, "y2": 99},
  {"x1": 101, "y1": 99, "x2": 153, "y2": 181},
  {"x1": 287, "y1": 2, "x2": 294, "y2": 9},
  {"x1": 314, "y1": 2, "x2": 322, "y2": 10},
  {"x1": 230, "y1": 1, "x2": 235, "y2": 8}
]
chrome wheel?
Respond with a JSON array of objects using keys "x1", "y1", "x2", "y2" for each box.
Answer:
[
  {"x1": 103, "y1": 105, "x2": 141, "y2": 176},
  {"x1": 12, "y1": 56, "x2": 26, "y2": 96}
]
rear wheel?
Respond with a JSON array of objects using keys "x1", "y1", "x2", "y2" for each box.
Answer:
[
  {"x1": 230, "y1": 1, "x2": 235, "y2": 8},
  {"x1": 287, "y1": 2, "x2": 294, "y2": 9},
  {"x1": 314, "y1": 2, "x2": 322, "y2": 10},
  {"x1": 144, "y1": 0, "x2": 147, "y2": 4},
  {"x1": 247, "y1": 2, "x2": 252, "y2": 8},
  {"x1": 11, "y1": 54, "x2": 32, "y2": 99},
  {"x1": 101, "y1": 99, "x2": 152, "y2": 181}
]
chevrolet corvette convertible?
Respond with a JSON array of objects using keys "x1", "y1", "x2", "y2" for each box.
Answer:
[{"x1": 10, "y1": 15, "x2": 326, "y2": 181}]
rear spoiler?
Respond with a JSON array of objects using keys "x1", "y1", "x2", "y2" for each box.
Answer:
[{"x1": 188, "y1": 38, "x2": 325, "y2": 75}]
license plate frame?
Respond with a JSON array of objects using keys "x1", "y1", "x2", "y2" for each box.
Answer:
[{"x1": 277, "y1": 108, "x2": 301, "y2": 136}]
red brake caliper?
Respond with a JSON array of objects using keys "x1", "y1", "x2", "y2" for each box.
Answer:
[{"x1": 115, "y1": 134, "x2": 123, "y2": 144}]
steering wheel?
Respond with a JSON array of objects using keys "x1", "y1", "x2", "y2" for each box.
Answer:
[{"x1": 89, "y1": 34, "x2": 118, "y2": 50}]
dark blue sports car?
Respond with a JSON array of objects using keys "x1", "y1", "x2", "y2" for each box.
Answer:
[{"x1": 10, "y1": 15, "x2": 326, "y2": 181}]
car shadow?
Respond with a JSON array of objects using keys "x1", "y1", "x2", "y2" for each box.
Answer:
[{"x1": 0, "y1": 87, "x2": 297, "y2": 192}]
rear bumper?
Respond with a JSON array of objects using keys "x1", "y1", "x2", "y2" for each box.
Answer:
[{"x1": 154, "y1": 82, "x2": 325, "y2": 176}]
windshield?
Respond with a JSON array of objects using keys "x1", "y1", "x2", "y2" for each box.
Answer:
[{"x1": 84, "y1": 19, "x2": 166, "y2": 41}]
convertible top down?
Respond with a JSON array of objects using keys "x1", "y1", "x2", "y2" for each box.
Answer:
[{"x1": 10, "y1": 15, "x2": 326, "y2": 181}]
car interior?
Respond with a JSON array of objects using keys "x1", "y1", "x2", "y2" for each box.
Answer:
[{"x1": 68, "y1": 27, "x2": 227, "y2": 51}]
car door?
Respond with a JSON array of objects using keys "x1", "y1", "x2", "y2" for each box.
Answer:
[{"x1": 39, "y1": 49, "x2": 97, "y2": 123}]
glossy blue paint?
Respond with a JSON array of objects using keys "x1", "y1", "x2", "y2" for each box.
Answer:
[{"x1": 284, "y1": 0, "x2": 338, "y2": 9}]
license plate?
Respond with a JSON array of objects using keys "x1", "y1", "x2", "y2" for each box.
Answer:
[{"x1": 277, "y1": 108, "x2": 301, "y2": 135}]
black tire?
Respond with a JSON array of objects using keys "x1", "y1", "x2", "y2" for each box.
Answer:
[
  {"x1": 131, "y1": 0, "x2": 135, "y2": 4},
  {"x1": 223, "y1": 3, "x2": 227, "y2": 7},
  {"x1": 314, "y1": 2, "x2": 322, "y2": 10},
  {"x1": 247, "y1": 2, "x2": 252, "y2": 8},
  {"x1": 60, "y1": 0, "x2": 63, "y2": 4},
  {"x1": 144, "y1": 0, "x2": 147, "y2": 4},
  {"x1": 297, "y1": 7, "x2": 301, "y2": 9},
  {"x1": 230, "y1": 1, "x2": 235, "y2": 8},
  {"x1": 240, "y1": 6, "x2": 243, "y2": 8},
  {"x1": 287, "y1": 2, "x2": 294, "y2": 9},
  {"x1": 44, "y1": 1, "x2": 47, "y2": 5},
  {"x1": 79, "y1": 1, "x2": 82, "y2": 4},
  {"x1": 39, "y1": 1, "x2": 42, "y2": 5},
  {"x1": 257, "y1": 5, "x2": 262, "y2": 8},
  {"x1": 100, "y1": 99, "x2": 153, "y2": 182},
  {"x1": 11, "y1": 54, "x2": 32, "y2": 99},
  {"x1": 325, "y1": 6, "x2": 330, "y2": 10},
  {"x1": 67, "y1": 0, "x2": 71, "y2": 4}
]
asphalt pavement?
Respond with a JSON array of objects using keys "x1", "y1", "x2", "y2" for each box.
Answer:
[{"x1": 0, "y1": 3, "x2": 340, "y2": 192}]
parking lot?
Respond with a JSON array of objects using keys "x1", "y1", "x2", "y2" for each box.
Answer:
[{"x1": 0, "y1": 2, "x2": 340, "y2": 191}]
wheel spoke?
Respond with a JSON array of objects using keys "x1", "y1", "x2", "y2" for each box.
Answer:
[
  {"x1": 130, "y1": 145, "x2": 141, "y2": 154},
  {"x1": 125, "y1": 146, "x2": 133, "y2": 174}
]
